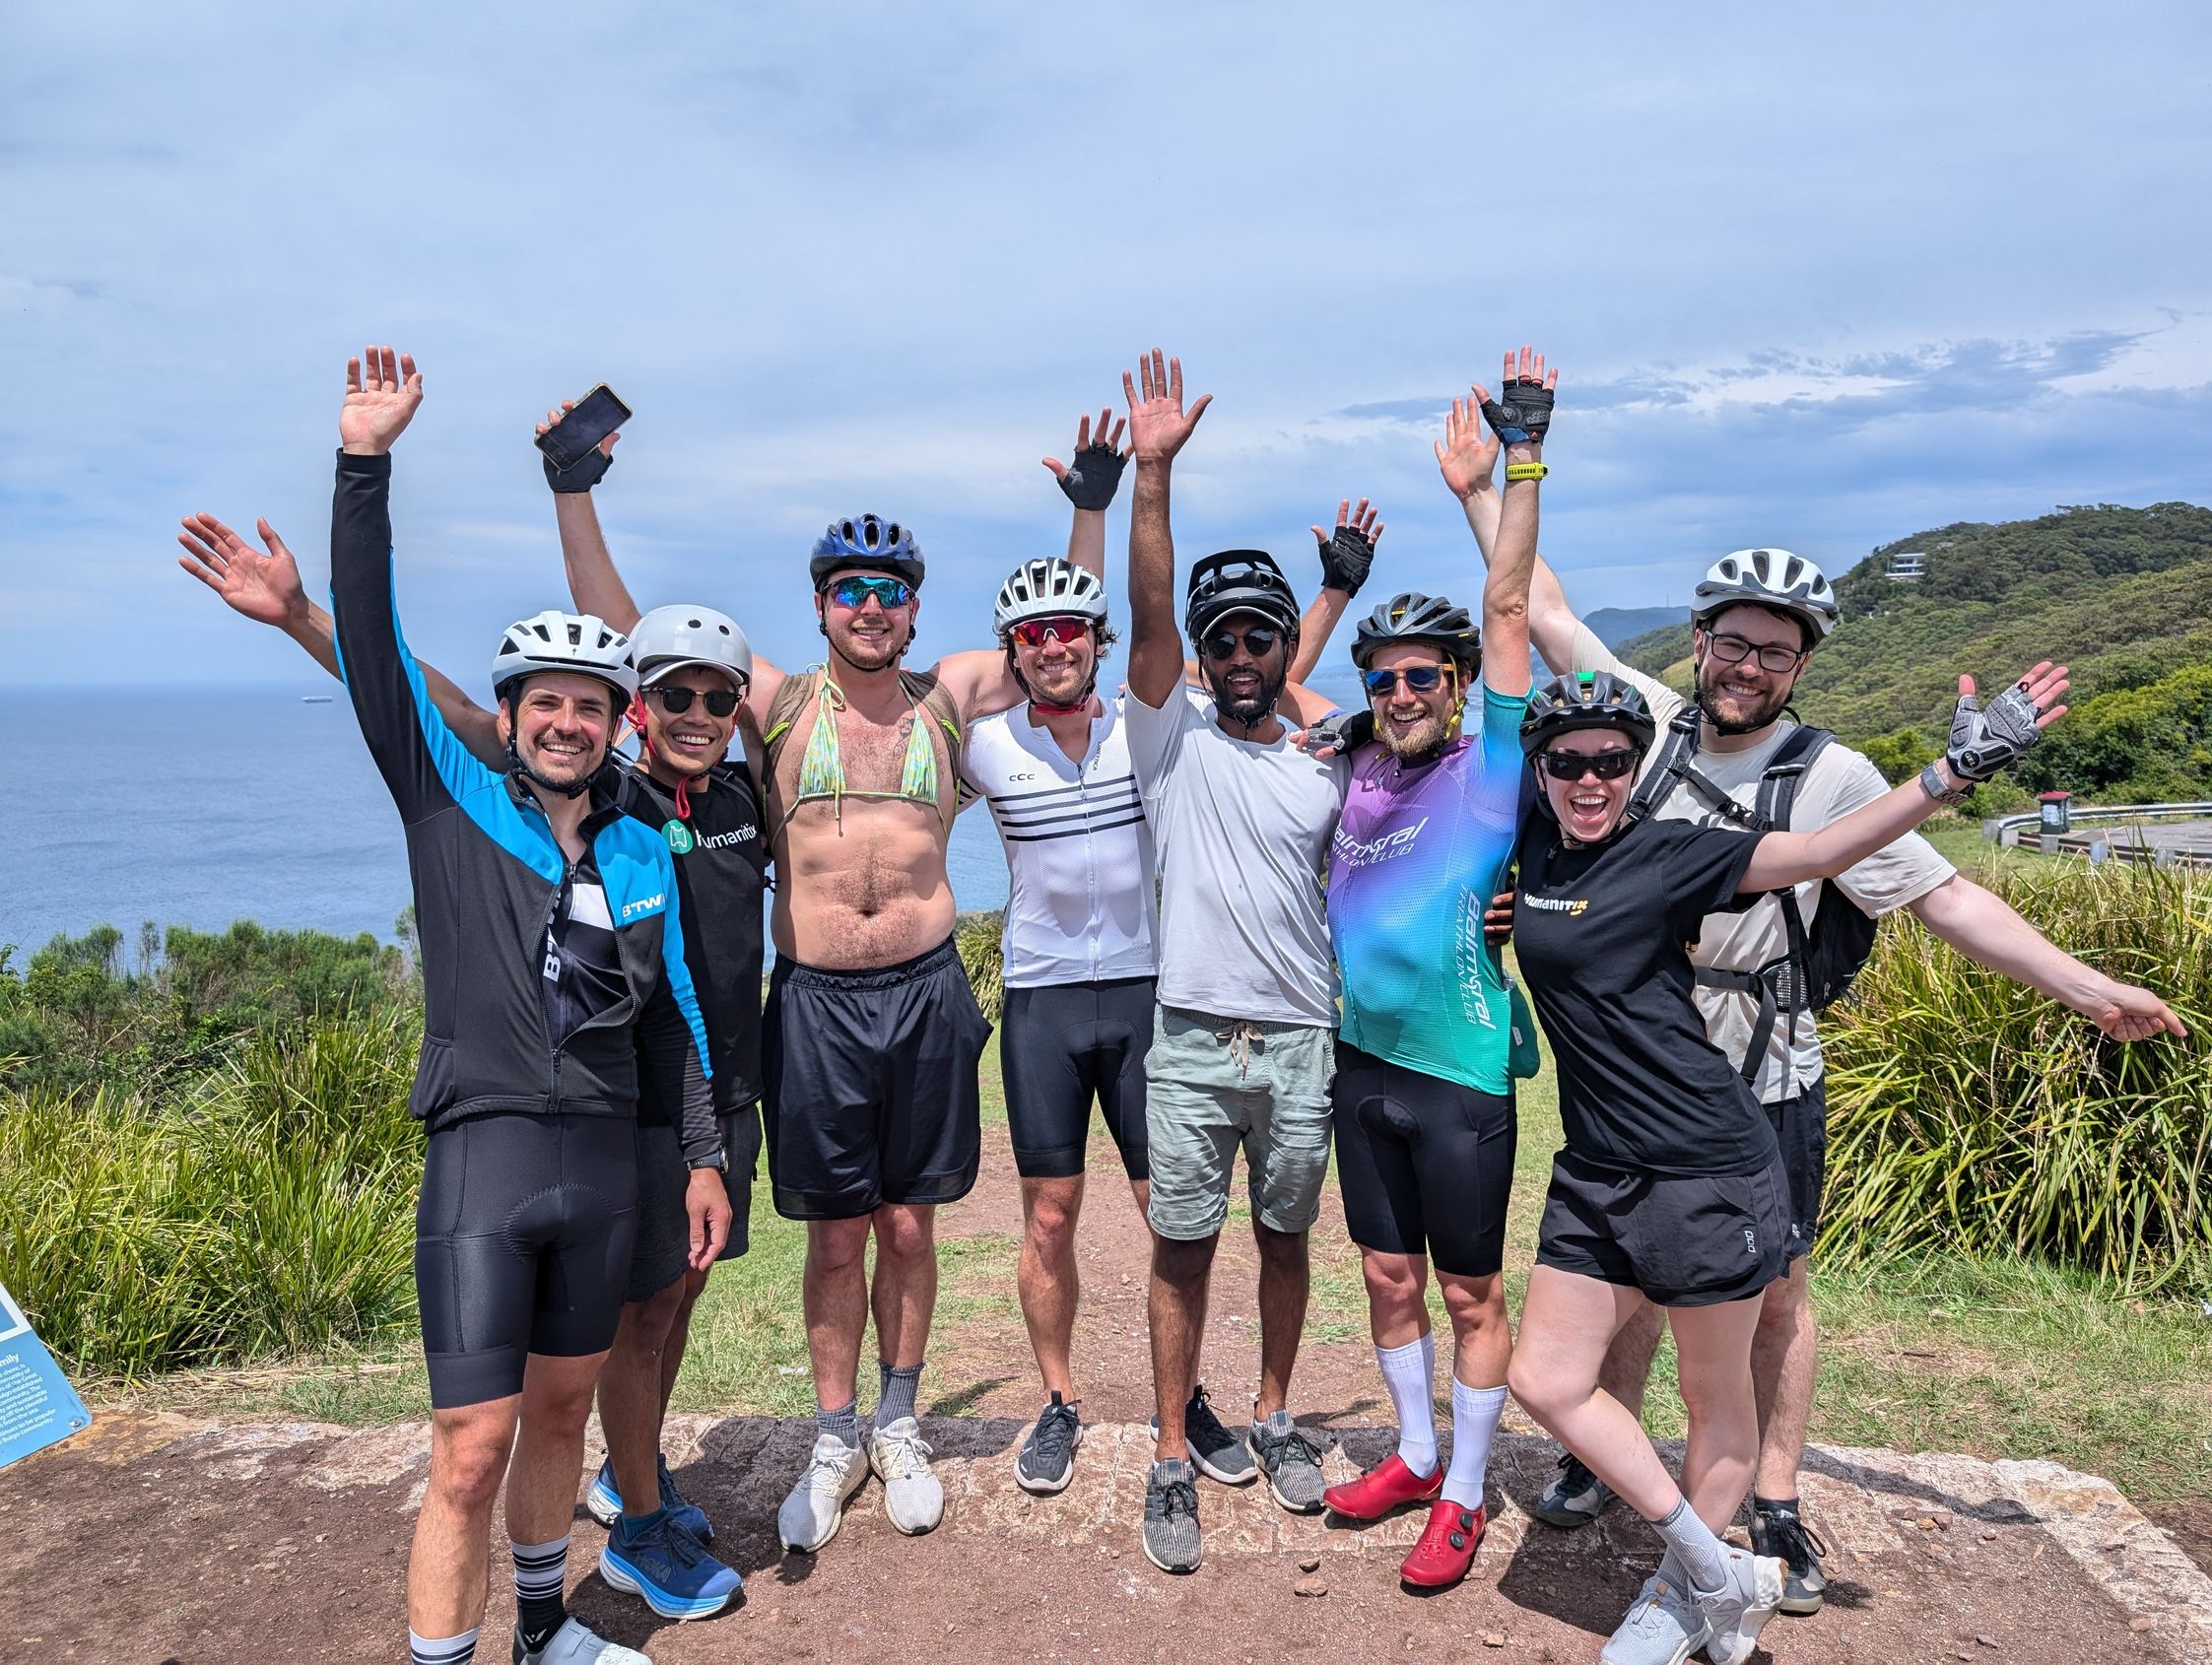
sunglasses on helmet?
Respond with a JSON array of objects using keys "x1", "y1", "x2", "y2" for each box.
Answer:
[
  {"x1": 646, "y1": 685, "x2": 742, "y2": 718},
  {"x1": 1536, "y1": 748, "x2": 1641, "y2": 781},
  {"x1": 1362, "y1": 665, "x2": 1452, "y2": 696},
  {"x1": 1009, "y1": 616, "x2": 1094, "y2": 648},
  {"x1": 1201, "y1": 625, "x2": 1281, "y2": 660},
  {"x1": 827, "y1": 574, "x2": 914, "y2": 610}
]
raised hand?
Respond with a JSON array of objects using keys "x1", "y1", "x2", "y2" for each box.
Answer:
[
  {"x1": 1435, "y1": 393, "x2": 1503, "y2": 500},
  {"x1": 1945, "y1": 663, "x2": 2068, "y2": 781},
  {"x1": 1122, "y1": 349, "x2": 1212, "y2": 464},
  {"x1": 1310, "y1": 498, "x2": 1382, "y2": 597},
  {"x1": 1044, "y1": 405, "x2": 1130, "y2": 510},
  {"x1": 1474, "y1": 345, "x2": 1558, "y2": 454},
  {"x1": 176, "y1": 513, "x2": 309, "y2": 630},
  {"x1": 537, "y1": 398, "x2": 619, "y2": 493},
  {"x1": 339, "y1": 345, "x2": 423, "y2": 455}
]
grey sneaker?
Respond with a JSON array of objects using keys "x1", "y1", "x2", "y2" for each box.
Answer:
[
  {"x1": 1182, "y1": 1384, "x2": 1257, "y2": 1484},
  {"x1": 1142, "y1": 1458, "x2": 1203, "y2": 1573},
  {"x1": 1696, "y1": 1546, "x2": 1786, "y2": 1665},
  {"x1": 511, "y1": 1616, "x2": 650, "y2": 1664},
  {"x1": 1015, "y1": 1393, "x2": 1084, "y2": 1495},
  {"x1": 1752, "y1": 1499, "x2": 1830, "y2": 1615},
  {"x1": 1530, "y1": 1448, "x2": 1616, "y2": 1528},
  {"x1": 775, "y1": 1432, "x2": 867, "y2": 1553},
  {"x1": 1245, "y1": 1410, "x2": 1329, "y2": 1513},
  {"x1": 1596, "y1": 1569, "x2": 1710, "y2": 1665},
  {"x1": 868, "y1": 1416, "x2": 945, "y2": 1534}
]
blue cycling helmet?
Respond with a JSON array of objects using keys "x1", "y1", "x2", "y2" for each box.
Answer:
[{"x1": 809, "y1": 513, "x2": 925, "y2": 591}]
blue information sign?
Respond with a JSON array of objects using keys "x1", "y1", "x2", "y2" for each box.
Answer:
[{"x1": 0, "y1": 1283, "x2": 92, "y2": 1470}]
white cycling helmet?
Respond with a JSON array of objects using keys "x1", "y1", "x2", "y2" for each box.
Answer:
[
  {"x1": 993, "y1": 558, "x2": 1109, "y2": 640},
  {"x1": 1691, "y1": 548, "x2": 1841, "y2": 642},
  {"x1": 491, "y1": 610, "x2": 637, "y2": 702},
  {"x1": 630, "y1": 603, "x2": 754, "y2": 691}
]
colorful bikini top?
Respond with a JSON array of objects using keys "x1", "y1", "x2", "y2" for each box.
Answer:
[{"x1": 762, "y1": 665, "x2": 964, "y2": 837}]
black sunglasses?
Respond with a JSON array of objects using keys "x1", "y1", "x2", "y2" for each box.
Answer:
[
  {"x1": 1362, "y1": 665, "x2": 1451, "y2": 696},
  {"x1": 1202, "y1": 625, "x2": 1281, "y2": 660},
  {"x1": 647, "y1": 685, "x2": 742, "y2": 718},
  {"x1": 1537, "y1": 749, "x2": 1640, "y2": 781}
]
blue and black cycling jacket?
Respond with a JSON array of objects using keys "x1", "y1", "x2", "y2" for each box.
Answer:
[{"x1": 328, "y1": 449, "x2": 718, "y2": 1166}]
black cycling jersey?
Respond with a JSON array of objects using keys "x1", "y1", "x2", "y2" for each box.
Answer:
[{"x1": 540, "y1": 860, "x2": 627, "y2": 1052}]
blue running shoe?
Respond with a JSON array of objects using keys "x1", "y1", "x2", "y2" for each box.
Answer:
[
  {"x1": 584, "y1": 1455, "x2": 714, "y2": 1543},
  {"x1": 598, "y1": 1510, "x2": 742, "y2": 1621}
]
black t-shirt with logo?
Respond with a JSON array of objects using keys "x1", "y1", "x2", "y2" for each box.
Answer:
[
  {"x1": 608, "y1": 758, "x2": 769, "y2": 1120},
  {"x1": 1512, "y1": 812, "x2": 1776, "y2": 1176}
]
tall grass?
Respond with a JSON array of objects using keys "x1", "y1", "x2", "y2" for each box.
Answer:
[
  {"x1": 0, "y1": 1008, "x2": 423, "y2": 1376},
  {"x1": 956, "y1": 908, "x2": 1006, "y2": 1024},
  {"x1": 1823, "y1": 858, "x2": 2212, "y2": 1290}
]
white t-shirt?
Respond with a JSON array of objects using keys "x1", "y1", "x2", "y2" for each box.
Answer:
[
  {"x1": 1572, "y1": 625, "x2": 1957, "y2": 1101},
  {"x1": 1123, "y1": 684, "x2": 1350, "y2": 1028},
  {"x1": 961, "y1": 696, "x2": 1157, "y2": 988}
]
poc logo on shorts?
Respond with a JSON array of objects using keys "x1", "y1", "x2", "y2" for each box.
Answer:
[{"x1": 1742, "y1": 1227, "x2": 1759, "y2": 1256}]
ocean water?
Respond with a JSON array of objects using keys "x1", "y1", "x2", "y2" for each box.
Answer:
[{"x1": 0, "y1": 688, "x2": 1010, "y2": 960}]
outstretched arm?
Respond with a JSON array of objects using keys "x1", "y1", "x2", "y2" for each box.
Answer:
[
  {"x1": 176, "y1": 512, "x2": 504, "y2": 768},
  {"x1": 1468, "y1": 346, "x2": 1557, "y2": 699},
  {"x1": 1286, "y1": 498, "x2": 1380, "y2": 683},
  {"x1": 1123, "y1": 350, "x2": 1212, "y2": 708},
  {"x1": 1439, "y1": 400, "x2": 1581, "y2": 675},
  {"x1": 1044, "y1": 405, "x2": 1128, "y2": 580}
]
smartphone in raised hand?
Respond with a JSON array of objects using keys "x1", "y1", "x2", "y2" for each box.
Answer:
[{"x1": 536, "y1": 384, "x2": 632, "y2": 471}]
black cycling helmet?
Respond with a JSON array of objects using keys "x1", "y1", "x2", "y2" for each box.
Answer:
[
  {"x1": 1519, "y1": 669, "x2": 1657, "y2": 757},
  {"x1": 810, "y1": 513, "x2": 925, "y2": 590},
  {"x1": 1349, "y1": 590, "x2": 1480, "y2": 671},
  {"x1": 1184, "y1": 550, "x2": 1301, "y2": 642}
]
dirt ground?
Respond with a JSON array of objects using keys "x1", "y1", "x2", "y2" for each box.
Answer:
[{"x1": 5, "y1": 1144, "x2": 2205, "y2": 1665}]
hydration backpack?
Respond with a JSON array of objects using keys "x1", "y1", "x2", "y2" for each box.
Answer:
[{"x1": 1628, "y1": 706, "x2": 1880, "y2": 1085}]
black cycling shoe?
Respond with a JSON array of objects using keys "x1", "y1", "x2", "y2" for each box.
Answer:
[
  {"x1": 1015, "y1": 1392, "x2": 1084, "y2": 1495},
  {"x1": 1752, "y1": 1498, "x2": 1831, "y2": 1616}
]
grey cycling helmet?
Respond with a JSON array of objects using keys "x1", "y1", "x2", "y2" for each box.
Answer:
[
  {"x1": 993, "y1": 558, "x2": 1109, "y2": 639},
  {"x1": 809, "y1": 513, "x2": 924, "y2": 590},
  {"x1": 1350, "y1": 590, "x2": 1480, "y2": 671},
  {"x1": 1520, "y1": 669, "x2": 1656, "y2": 757},
  {"x1": 1184, "y1": 549, "x2": 1301, "y2": 641},
  {"x1": 492, "y1": 610, "x2": 637, "y2": 703},
  {"x1": 1691, "y1": 547, "x2": 1840, "y2": 643},
  {"x1": 631, "y1": 603, "x2": 754, "y2": 690}
]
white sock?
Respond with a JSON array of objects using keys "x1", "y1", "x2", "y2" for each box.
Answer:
[
  {"x1": 1654, "y1": 1498, "x2": 1729, "y2": 1594},
  {"x1": 1375, "y1": 1333, "x2": 1438, "y2": 1476},
  {"x1": 409, "y1": 1627, "x2": 477, "y2": 1665},
  {"x1": 1441, "y1": 1379, "x2": 1508, "y2": 1509}
]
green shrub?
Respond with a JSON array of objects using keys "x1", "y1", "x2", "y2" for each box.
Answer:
[
  {"x1": 957, "y1": 910, "x2": 1005, "y2": 1025},
  {"x1": 1823, "y1": 859, "x2": 2212, "y2": 1290}
]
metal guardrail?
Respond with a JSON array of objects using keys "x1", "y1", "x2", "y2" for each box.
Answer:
[{"x1": 1981, "y1": 801, "x2": 2212, "y2": 843}]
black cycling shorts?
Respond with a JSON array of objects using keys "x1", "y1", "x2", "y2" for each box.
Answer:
[
  {"x1": 1764, "y1": 1075, "x2": 1827, "y2": 1264},
  {"x1": 1331, "y1": 1043, "x2": 1515, "y2": 1278},
  {"x1": 416, "y1": 1111, "x2": 638, "y2": 1409},
  {"x1": 763, "y1": 936, "x2": 989, "y2": 1220},
  {"x1": 1001, "y1": 976, "x2": 1154, "y2": 1181},
  {"x1": 1535, "y1": 1149, "x2": 1788, "y2": 1308},
  {"x1": 626, "y1": 1105, "x2": 763, "y2": 1302}
]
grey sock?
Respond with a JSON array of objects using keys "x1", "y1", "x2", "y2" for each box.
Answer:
[
  {"x1": 876, "y1": 1360, "x2": 923, "y2": 1427},
  {"x1": 1654, "y1": 1498, "x2": 1728, "y2": 1594},
  {"x1": 817, "y1": 1396, "x2": 860, "y2": 1448}
]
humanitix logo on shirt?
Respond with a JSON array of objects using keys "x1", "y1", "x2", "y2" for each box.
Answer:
[{"x1": 1524, "y1": 895, "x2": 1589, "y2": 917}]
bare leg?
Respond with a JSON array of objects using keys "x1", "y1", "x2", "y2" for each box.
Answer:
[
  {"x1": 1438, "y1": 1271, "x2": 1510, "y2": 1390},
  {"x1": 804, "y1": 1216, "x2": 875, "y2": 1411},
  {"x1": 1751, "y1": 1257, "x2": 1817, "y2": 1497},
  {"x1": 504, "y1": 1352, "x2": 615, "y2": 1545},
  {"x1": 599, "y1": 1284, "x2": 685, "y2": 1516},
  {"x1": 657, "y1": 1264, "x2": 713, "y2": 1413},
  {"x1": 408, "y1": 1395, "x2": 521, "y2": 1639},
  {"x1": 869, "y1": 1202, "x2": 939, "y2": 1374},
  {"x1": 1358, "y1": 1248, "x2": 1431, "y2": 1351},
  {"x1": 1150, "y1": 1232, "x2": 1218, "y2": 1460},
  {"x1": 1669, "y1": 1299, "x2": 1768, "y2": 1532},
  {"x1": 1601, "y1": 1299, "x2": 1669, "y2": 1421},
  {"x1": 1251, "y1": 1221, "x2": 1310, "y2": 1420},
  {"x1": 1017, "y1": 1175, "x2": 1086, "y2": 1399}
]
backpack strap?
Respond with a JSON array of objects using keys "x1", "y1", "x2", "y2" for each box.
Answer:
[
  {"x1": 1751, "y1": 724, "x2": 1836, "y2": 1060},
  {"x1": 1627, "y1": 704, "x2": 1707, "y2": 822}
]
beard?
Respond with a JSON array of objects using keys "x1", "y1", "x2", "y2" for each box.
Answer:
[
  {"x1": 1020, "y1": 651, "x2": 1096, "y2": 709},
  {"x1": 1376, "y1": 705, "x2": 1452, "y2": 763},
  {"x1": 1696, "y1": 663, "x2": 1793, "y2": 735},
  {"x1": 1204, "y1": 656, "x2": 1286, "y2": 730}
]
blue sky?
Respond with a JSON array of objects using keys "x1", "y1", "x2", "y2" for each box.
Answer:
[{"x1": 6, "y1": 2, "x2": 2209, "y2": 690}]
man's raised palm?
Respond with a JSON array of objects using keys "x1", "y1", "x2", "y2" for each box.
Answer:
[{"x1": 339, "y1": 345, "x2": 423, "y2": 455}]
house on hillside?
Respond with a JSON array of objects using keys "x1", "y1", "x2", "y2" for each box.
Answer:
[{"x1": 1885, "y1": 552, "x2": 1925, "y2": 581}]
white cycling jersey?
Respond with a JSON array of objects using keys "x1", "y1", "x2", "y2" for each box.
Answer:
[{"x1": 961, "y1": 694, "x2": 1158, "y2": 988}]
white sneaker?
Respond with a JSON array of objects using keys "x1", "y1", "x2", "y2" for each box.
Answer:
[
  {"x1": 1597, "y1": 1569, "x2": 1709, "y2": 1665},
  {"x1": 513, "y1": 1616, "x2": 651, "y2": 1664},
  {"x1": 868, "y1": 1416, "x2": 945, "y2": 1535},
  {"x1": 776, "y1": 1432, "x2": 867, "y2": 1553},
  {"x1": 1696, "y1": 1547, "x2": 1786, "y2": 1665}
]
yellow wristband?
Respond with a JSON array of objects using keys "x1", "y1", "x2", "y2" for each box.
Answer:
[{"x1": 1505, "y1": 461, "x2": 1549, "y2": 482}]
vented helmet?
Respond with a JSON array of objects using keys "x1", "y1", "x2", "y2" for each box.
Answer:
[
  {"x1": 1691, "y1": 547, "x2": 1840, "y2": 643},
  {"x1": 491, "y1": 610, "x2": 637, "y2": 704},
  {"x1": 1183, "y1": 549, "x2": 1301, "y2": 642},
  {"x1": 1350, "y1": 590, "x2": 1480, "y2": 671},
  {"x1": 1520, "y1": 669, "x2": 1657, "y2": 757},
  {"x1": 993, "y1": 558, "x2": 1109, "y2": 639},
  {"x1": 809, "y1": 513, "x2": 925, "y2": 590}
]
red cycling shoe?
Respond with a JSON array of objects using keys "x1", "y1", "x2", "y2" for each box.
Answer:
[
  {"x1": 1320, "y1": 1452, "x2": 1443, "y2": 1522},
  {"x1": 1399, "y1": 1499, "x2": 1487, "y2": 1589}
]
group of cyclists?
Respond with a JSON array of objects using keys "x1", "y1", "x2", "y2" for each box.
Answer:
[{"x1": 177, "y1": 342, "x2": 2186, "y2": 1665}]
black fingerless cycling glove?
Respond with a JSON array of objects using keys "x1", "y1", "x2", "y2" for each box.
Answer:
[
  {"x1": 1480, "y1": 379, "x2": 1555, "y2": 445},
  {"x1": 1056, "y1": 443, "x2": 1127, "y2": 511},
  {"x1": 544, "y1": 445, "x2": 614, "y2": 495},
  {"x1": 1317, "y1": 525, "x2": 1375, "y2": 597}
]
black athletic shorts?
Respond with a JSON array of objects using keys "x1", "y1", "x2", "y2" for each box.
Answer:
[
  {"x1": 1535, "y1": 1149, "x2": 1788, "y2": 1307},
  {"x1": 1331, "y1": 1042, "x2": 1515, "y2": 1278},
  {"x1": 763, "y1": 936, "x2": 989, "y2": 1220},
  {"x1": 626, "y1": 1105, "x2": 763, "y2": 1301},
  {"x1": 1001, "y1": 976, "x2": 1154, "y2": 1181},
  {"x1": 1764, "y1": 1075, "x2": 1827, "y2": 1264},
  {"x1": 416, "y1": 1111, "x2": 638, "y2": 1409}
]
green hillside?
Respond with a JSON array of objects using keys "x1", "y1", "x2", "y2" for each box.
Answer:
[{"x1": 1615, "y1": 502, "x2": 2212, "y2": 802}]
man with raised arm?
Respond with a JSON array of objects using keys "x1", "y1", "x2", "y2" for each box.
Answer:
[
  {"x1": 317, "y1": 347, "x2": 729, "y2": 1665},
  {"x1": 1117, "y1": 349, "x2": 1351, "y2": 1573},
  {"x1": 1453, "y1": 449, "x2": 2184, "y2": 1622}
]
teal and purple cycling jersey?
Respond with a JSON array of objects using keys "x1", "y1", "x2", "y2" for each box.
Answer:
[{"x1": 1326, "y1": 685, "x2": 1530, "y2": 1094}]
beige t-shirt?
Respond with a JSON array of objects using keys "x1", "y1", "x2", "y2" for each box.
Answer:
[{"x1": 1570, "y1": 625, "x2": 1956, "y2": 1101}]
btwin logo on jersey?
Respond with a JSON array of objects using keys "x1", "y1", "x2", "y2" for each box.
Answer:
[
  {"x1": 1524, "y1": 895, "x2": 1590, "y2": 917},
  {"x1": 620, "y1": 893, "x2": 667, "y2": 920},
  {"x1": 1331, "y1": 816, "x2": 1429, "y2": 870}
]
